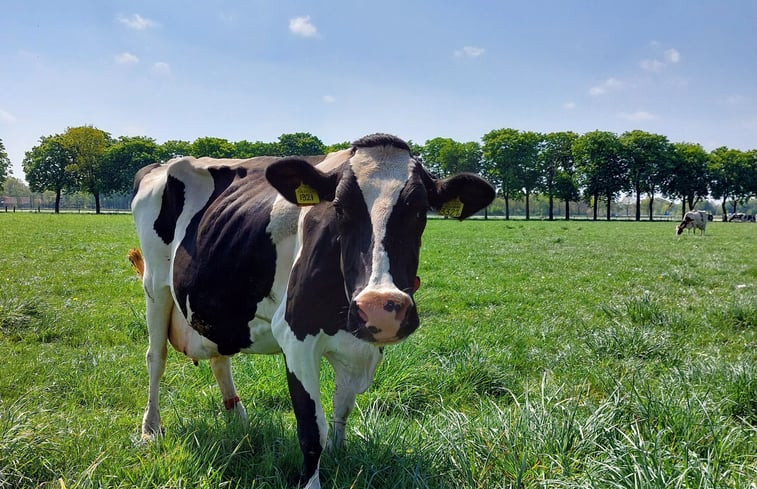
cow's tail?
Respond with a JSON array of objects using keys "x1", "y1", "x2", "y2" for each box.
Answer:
[{"x1": 128, "y1": 248, "x2": 145, "y2": 278}]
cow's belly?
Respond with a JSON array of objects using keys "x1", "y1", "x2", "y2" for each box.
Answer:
[{"x1": 168, "y1": 304, "x2": 281, "y2": 358}]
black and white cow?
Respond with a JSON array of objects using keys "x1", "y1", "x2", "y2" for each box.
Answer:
[
  {"x1": 130, "y1": 133, "x2": 495, "y2": 488},
  {"x1": 676, "y1": 210, "x2": 707, "y2": 235}
]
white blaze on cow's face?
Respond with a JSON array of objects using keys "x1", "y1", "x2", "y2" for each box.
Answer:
[
  {"x1": 351, "y1": 145, "x2": 412, "y2": 289},
  {"x1": 338, "y1": 144, "x2": 423, "y2": 345}
]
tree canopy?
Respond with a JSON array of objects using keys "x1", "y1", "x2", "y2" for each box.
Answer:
[
  {"x1": 0, "y1": 138, "x2": 11, "y2": 192},
  {"x1": 8, "y1": 126, "x2": 757, "y2": 218}
]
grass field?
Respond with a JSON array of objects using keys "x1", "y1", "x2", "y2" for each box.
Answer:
[{"x1": 0, "y1": 213, "x2": 755, "y2": 488}]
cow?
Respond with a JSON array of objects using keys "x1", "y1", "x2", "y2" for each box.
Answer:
[
  {"x1": 676, "y1": 210, "x2": 707, "y2": 235},
  {"x1": 130, "y1": 133, "x2": 495, "y2": 488}
]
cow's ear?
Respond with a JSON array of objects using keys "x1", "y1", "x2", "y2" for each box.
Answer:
[
  {"x1": 266, "y1": 158, "x2": 339, "y2": 206},
  {"x1": 430, "y1": 173, "x2": 496, "y2": 220}
]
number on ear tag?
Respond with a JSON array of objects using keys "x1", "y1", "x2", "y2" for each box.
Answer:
[
  {"x1": 295, "y1": 183, "x2": 320, "y2": 205},
  {"x1": 439, "y1": 197, "x2": 464, "y2": 218}
]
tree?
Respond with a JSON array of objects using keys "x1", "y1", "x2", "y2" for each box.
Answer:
[
  {"x1": 666, "y1": 143, "x2": 709, "y2": 218},
  {"x1": 22, "y1": 134, "x2": 75, "y2": 213},
  {"x1": 573, "y1": 131, "x2": 626, "y2": 220},
  {"x1": 62, "y1": 125, "x2": 112, "y2": 214},
  {"x1": 0, "y1": 138, "x2": 10, "y2": 191},
  {"x1": 191, "y1": 137, "x2": 235, "y2": 158},
  {"x1": 708, "y1": 147, "x2": 751, "y2": 217},
  {"x1": 157, "y1": 140, "x2": 192, "y2": 162},
  {"x1": 517, "y1": 131, "x2": 543, "y2": 220},
  {"x1": 277, "y1": 132, "x2": 325, "y2": 156},
  {"x1": 324, "y1": 141, "x2": 351, "y2": 154},
  {"x1": 482, "y1": 128, "x2": 540, "y2": 219},
  {"x1": 620, "y1": 130, "x2": 672, "y2": 221},
  {"x1": 421, "y1": 138, "x2": 482, "y2": 178},
  {"x1": 541, "y1": 132, "x2": 579, "y2": 220},
  {"x1": 234, "y1": 140, "x2": 279, "y2": 158},
  {"x1": 104, "y1": 136, "x2": 159, "y2": 195}
]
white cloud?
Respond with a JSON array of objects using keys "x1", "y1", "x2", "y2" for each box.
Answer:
[
  {"x1": 454, "y1": 46, "x2": 485, "y2": 58},
  {"x1": 115, "y1": 52, "x2": 139, "y2": 65},
  {"x1": 0, "y1": 108, "x2": 17, "y2": 124},
  {"x1": 618, "y1": 111, "x2": 657, "y2": 121},
  {"x1": 118, "y1": 13, "x2": 157, "y2": 30},
  {"x1": 151, "y1": 62, "x2": 171, "y2": 75},
  {"x1": 562, "y1": 101, "x2": 576, "y2": 110},
  {"x1": 589, "y1": 77, "x2": 623, "y2": 96},
  {"x1": 289, "y1": 16, "x2": 319, "y2": 38},
  {"x1": 640, "y1": 59, "x2": 664, "y2": 71},
  {"x1": 322, "y1": 95, "x2": 336, "y2": 103},
  {"x1": 641, "y1": 46, "x2": 681, "y2": 71},
  {"x1": 664, "y1": 48, "x2": 680, "y2": 64}
]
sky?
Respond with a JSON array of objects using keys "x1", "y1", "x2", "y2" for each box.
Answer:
[{"x1": 2, "y1": 0, "x2": 756, "y2": 181}]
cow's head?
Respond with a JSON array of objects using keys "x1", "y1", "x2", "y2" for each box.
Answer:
[
  {"x1": 676, "y1": 217, "x2": 691, "y2": 235},
  {"x1": 266, "y1": 134, "x2": 495, "y2": 345}
]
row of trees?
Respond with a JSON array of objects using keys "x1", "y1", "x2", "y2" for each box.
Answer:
[
  {"x1": 14, "y1": 127, "x2": 342, "y2": 213},
  {"x1": 5, "y1": 126, "x2": 756, "y2": 218},
  {"x1": 424, "y1": 130, "x2": 756, "y2": 221}
]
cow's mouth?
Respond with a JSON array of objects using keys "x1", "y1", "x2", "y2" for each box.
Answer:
[{"x1": 347, "y1": 302, "x2": 418, "y2": 345}]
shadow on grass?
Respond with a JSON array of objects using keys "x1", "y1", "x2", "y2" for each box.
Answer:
[{"x1": 165, "y1": 404, "x2": 443, "y2": 489}]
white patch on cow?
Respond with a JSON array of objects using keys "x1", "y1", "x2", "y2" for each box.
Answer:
[
  {"x1": 350, "y1": 146, "x2": 413, "y2": 290},
  {"x1": 184, "y1": 295, "x2": 194, "y2": 323}
]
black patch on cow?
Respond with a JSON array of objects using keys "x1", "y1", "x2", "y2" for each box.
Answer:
[
  {"x1": 172, "y1": 160, "x2": 279, "y2": 355},
  {"x1": 285, "y1": 203, "x2": 350, "y2": 340},
  {"x1": 285, "y1": 362, "x2": 322, "y2": 484},
  {"x1": 352, "y1": 133, "x2": 411, "y2": 154},
  {"x1": 333, "y1": 170, "x2": 373, "y2": 295},
  {"x1": 153, "y1": 175, "x2": 186, "y2": 245}
]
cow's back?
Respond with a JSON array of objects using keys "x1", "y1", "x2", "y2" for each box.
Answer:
[{"x1": 132, "y1": 155, "x2": 326, "y2": 355}]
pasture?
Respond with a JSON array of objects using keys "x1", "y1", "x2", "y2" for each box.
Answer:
[{"x1": 0, "y1": 214, "x2": 754, "y2": 489}]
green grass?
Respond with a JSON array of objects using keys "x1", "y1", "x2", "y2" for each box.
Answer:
[{"x1": 1, "y1": 214, "x2": 755, "y2": 488}]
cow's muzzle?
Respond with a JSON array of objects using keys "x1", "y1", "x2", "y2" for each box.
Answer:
[{"x1": 348, "y1": 287, "x2": 418, "y2": 345}]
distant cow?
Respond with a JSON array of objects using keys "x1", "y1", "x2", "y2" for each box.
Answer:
[
  {"x1": 676, "y1": 210, "x2": 707, "y2": 235},
  {"x1": 130, "y1": 133, "x2": 495, "y2": 488}
]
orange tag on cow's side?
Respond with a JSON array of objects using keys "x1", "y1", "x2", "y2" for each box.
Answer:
[
  {"x1": 439, "y1": 197, "x2": 464, "y2": 218},
  {"x1": 295, "y1": 183, "x2": 319, "y2": 206}
]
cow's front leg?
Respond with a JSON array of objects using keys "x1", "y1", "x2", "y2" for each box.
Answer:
[
  {"x1": 285, "y1": 354, "x2": 326, "y2": 489},
  {"x1": 209, "y1": 355, "x2": 247, "y2": 422},
  {"x1": 325, "y1": 344, "x2": 382, "y2": 448}
]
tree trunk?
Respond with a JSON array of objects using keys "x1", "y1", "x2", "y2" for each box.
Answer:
[
  {"x1": 647, "y1": 194, "x2": 654, "y2": 221},
  {"x1": 94, "y1": 192, "x2": 101, "y2": 214},
  {"x1": 55, "y1": 189, "x2": 62, "y2": 214},
  {"x1": 592, "y1": 193, "x2": 598, "y2": 221},
  {"x1": 504, "y1": 196, "x2": 510, "y2": 220},
  {"x1": 525, "y1": 192, "x2": 530, "y2": 220},
  {"x1": 722, "y1": 197, "x2": 728, "y2": 220},
  {"x1": 564, "y1": 200, "x2": 570, "y2": 220},
  {"x1": 635, "y1": 188, "x2": 641, "y2": 221},
  {"x1": 605, "y1": 192, "x2": 612, "y2": 221},
  {"x1": 681, "y1": 200, "x2": 687, "y2": 219},
  {"x1": 548, "y1": 193, "x2": 554, "y2": 220}
]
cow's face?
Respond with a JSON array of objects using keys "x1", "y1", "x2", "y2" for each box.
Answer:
[{"x1": 266, "y1": 134, "x2": 495, "y2": 345}]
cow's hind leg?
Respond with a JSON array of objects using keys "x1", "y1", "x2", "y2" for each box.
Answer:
[
  {"x1": 210, "y1": 355, "x2": 248, "y2": 422},
  {"x1": 142, "y1": 285, "x2": 173, "y2": 439}
]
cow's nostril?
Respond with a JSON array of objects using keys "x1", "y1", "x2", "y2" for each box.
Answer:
[{"x1": 384, "y1": 300, "x2": 399, "y2": 313}]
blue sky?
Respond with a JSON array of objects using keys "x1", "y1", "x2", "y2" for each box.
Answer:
[{"x1": 2, "y1": 1, "x2": 756, "y2": 180}]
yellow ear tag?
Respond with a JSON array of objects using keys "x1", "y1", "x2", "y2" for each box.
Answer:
[
  {"x1": 439, "y1": 196, "x2": 464, "y2": 218},
  {"x1": 295, "y1": 182, "x2": 320, "y2": 205}
]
